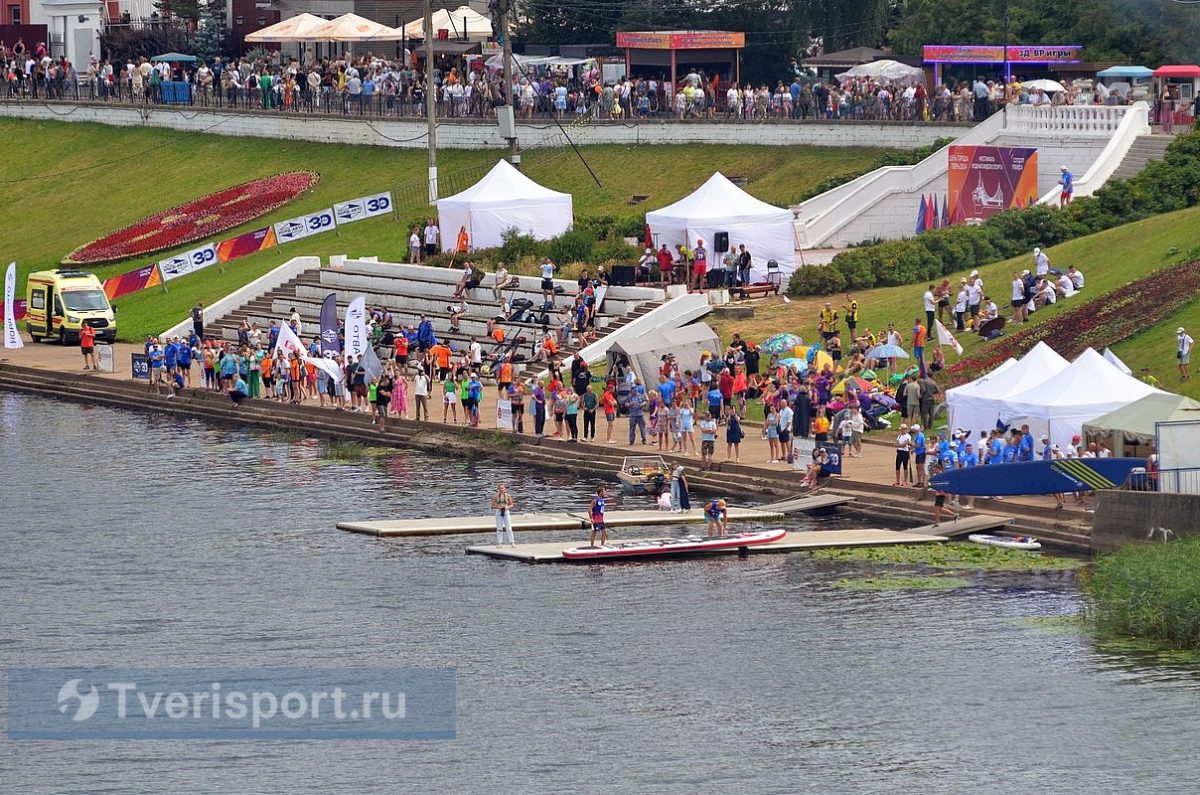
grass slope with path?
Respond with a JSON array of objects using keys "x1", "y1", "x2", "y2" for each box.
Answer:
[
  {"x1": 0, "y1": 118, "x2": 888, "y2": 337},
  {"x1": 707, "y1": 205, "x2": 1200, "y2": 399}
]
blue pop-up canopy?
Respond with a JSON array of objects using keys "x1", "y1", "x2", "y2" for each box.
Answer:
[{"x1": 1096, "y1": 65, "x2": 1153, "y2": 79}]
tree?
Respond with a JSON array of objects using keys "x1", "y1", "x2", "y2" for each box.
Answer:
[{"x1": 191, "y1": 0, "x2": 226, "y2": 62}]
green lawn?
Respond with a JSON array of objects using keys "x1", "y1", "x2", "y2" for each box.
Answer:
[
  {"x1": 708, "y1": 205, "x2": 1200, "y2": 399},
  {"x1": 0, "y1": 118, "x2": 889, "y2": 337}
]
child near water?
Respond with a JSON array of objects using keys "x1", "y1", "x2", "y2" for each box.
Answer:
[{"x1": 931, "y1": 463, "x2": 959, "y2": 525}]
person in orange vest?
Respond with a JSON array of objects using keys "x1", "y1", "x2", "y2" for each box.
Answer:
[
  {"x1": 497, "y1": 356, "x2": 514, "y2": 396},
  {"x1": 456, "y1": 225, "x2": 470, "y2": 254}
]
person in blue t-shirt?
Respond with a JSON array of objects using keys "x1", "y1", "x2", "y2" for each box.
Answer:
[
  {"x1": 936, "y1": 434, "x2": 951, "y2": 466},
  {"x1": 707, "y1": 386, "x2": 723, "y2": 419},
  {"x1": 986, "y1": 433, "x2": 1004, "y2": 465},
  {"x1": 163, "y1": 339, "x2": 179, "y2": 373},
  {"x1": 658, "y1": 374, "x2": 677, "y2": 406},
  {"x1": 1017, "y1": 428, "x2": 1034, "y2": 462},
  {"x1": 961, "y1": 444, "x2": 979, "y2": 468},
  {"x1": 176, "y1": 341, "x2": 193, "y2": 388},
  {"x1": 1002, "y1": 437, "x2": 1019, "y2": 463},
  {"x1": 466, "y1": 374, "x2": 483, "y2": 427},
  {"x1": 1041, "y1": 437, "x2": 1054, "y2": 461},
  {"x1": 912, "y1": 425, "x2": 928, "y2": 487}
]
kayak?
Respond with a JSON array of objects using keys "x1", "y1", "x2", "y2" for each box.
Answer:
[
  {"x1": 968, "y1": 533, "x2": 1042, "y2": 551},
  {"x1": 562, "y1": 528, "x2": 787, "y2": 561}
]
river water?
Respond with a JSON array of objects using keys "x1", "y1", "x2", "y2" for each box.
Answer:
[{"x1": 1, "y1": 392, "x2": 1197, "y2": 794}]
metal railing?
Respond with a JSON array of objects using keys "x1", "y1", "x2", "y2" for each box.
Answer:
[{"x1": 1155, "y1": 467, "x2": 1200, "y2": 495}]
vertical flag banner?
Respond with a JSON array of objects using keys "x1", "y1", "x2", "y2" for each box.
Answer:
[
  {"x1": 344, "y1": 296, "x2": 369, "y2": 360},
  {"x1": 915, "y1": 197, "x2": 928, "y2": 234},
  {"x1": 947, "y1": 145, "x2": 1039, "y2": 224},
  {"x1": 936, "y1": 320, "x2": 964, "y2": 356},
  {"x1": 4, "y1": 262, "x2": 23, "y2": 349},
  {"x1": 361, "y1": 345, "x2": 383, "y2": 381},
  {"x1": 319, "y1": 293, "x2": 339, "y2": 356}
]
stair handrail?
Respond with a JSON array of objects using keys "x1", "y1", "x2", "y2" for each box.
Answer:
[{"x1": 1036, "y1": 101, "x2": 1151, "y2": 205}]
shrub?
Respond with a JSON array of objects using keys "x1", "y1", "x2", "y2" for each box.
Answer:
[
  {"x1": 545, "y1": 228, "x2": 595, "y2": 265},
  {"x1": 499, "y1": 227, "x2": 544, "y2": 263},
  {"x1": 592, "y1": 237, "x2": 641, "y2": 264},
  {"x1": 1085, "y1": 537, "x2": 1200, "y2": 648},
  {"x1": 788, "y1": 264, "x2": 847, "y2": 295}
]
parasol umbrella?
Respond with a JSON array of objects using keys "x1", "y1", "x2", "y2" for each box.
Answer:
[
  {"x1": 833, "y1": 376, "x2": 873, "y2": 396},
  {"x1": 866, "y1": 344, "x2": 910, "y2": 360},
  {"x1": 761, "y1": 333, "x2": 803, "y2": 354},
  {"x1": 151, "y1": 52, "x2": 198, "y2": 63},
  {"x1": 1024, "y1": 78, "x2": 1066, "y2": 93},
  {"x1": 778, "y1": 357, "x2": 808, "y2": 373}
]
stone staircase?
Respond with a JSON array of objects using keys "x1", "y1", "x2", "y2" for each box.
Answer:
[
  {"x1": 1110, "y1": 134, "x2": 1175, "y2": 181},
  {"x1": 203, "y1": 260, "x2": 666, "y2": 363}
]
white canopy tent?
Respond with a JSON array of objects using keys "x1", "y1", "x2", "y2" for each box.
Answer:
[
  {"x1": 606, "y1": 323, "x2": 720, "y2": 388},
  {"x1": 404, "y1": 6, "x2": 492, "y2": 41},
  {"x1": 310, "y1": 13, "x2": 405, "y2": 42},
  {"x1": 835, "y1": 59, "x2": 926, "y2": 85},
  {"x1": 436, "y1": 160, "x2": 574, "y2": 252},
  {"x1": 998, "y1": 348, "x2": 1164, "y2": 445},
  {"x1": 645, "y1": 172, "x2": 797, "y2": 279},
  {"x1": 946, "y1": 341, "x2": 1068, "y2": 440},
  {"x1": 1102, "y1": 347, "x2": 1132, "y2": 375},
  {"x1": 244, "y1": 13, "x2": 330, "y2": 43}
]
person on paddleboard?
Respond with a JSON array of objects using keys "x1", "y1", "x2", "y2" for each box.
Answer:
[
  {"x1": 706, "y1": 498, "x2": 728, "y2": 537},
  {"x1": 589, "y1": 486, "x2": 608, "y2": 547}
]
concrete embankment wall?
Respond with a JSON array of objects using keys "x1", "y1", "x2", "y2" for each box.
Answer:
[
  {"x1": 0, "y1": 101, "x2": 971, "y2": 150},
  {"x1": 1092, "y1": 491, "x2": 1200, "y2": 552}
]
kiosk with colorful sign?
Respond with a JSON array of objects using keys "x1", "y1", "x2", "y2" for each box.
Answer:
[
  {"x1": 617, "y1": 30, "x2": 745, "y2": 91},
  {"x1": 923, "y1": 44, "x2": 1081, "y2": 84}
]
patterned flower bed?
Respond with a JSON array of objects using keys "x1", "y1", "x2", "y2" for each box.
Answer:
[
  {"x1": 945, "y1": 260, "x2": 1200, "y2": 385},
  {"x1": 64, "y1": 171, "x2": 319, "y2": 264}
]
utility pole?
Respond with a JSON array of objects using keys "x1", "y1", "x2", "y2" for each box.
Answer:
[
  {"x1": 501, "y1": 0, "x2": 518, "y2": 167},
  {"x1": 425, "y1": 0, "x2": 438, "y2": 204}
]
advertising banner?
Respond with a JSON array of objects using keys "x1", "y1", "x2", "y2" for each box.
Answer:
[
  {"x1": 158, "y1": 244, "x2": 218, "y2": 282},
  {"x1": 274, "y1": 208, "x2": 336, "y2": 244},
  {"x1": 216, "y1": 226, "x2": 277, "y2": 263},
  {"x1": 923, "y1": 44, "x2": 1080, "y2": 64},
  {"x1": 0, "y1": 298, "x2": 26, "y2": 322},
  {"x1": 4, "y1": 261, "x2": 22, "y2": 349},
  {"x1": 130, "y1": 352, "x2": 150, "y2": 380},
  {"x1": 344, "y1": 296, "x2": 369, "y2": 360},
  {"x1": 334, "y1": 192, "x2": 393, "y2": 225},
  {"x1": 103, "y1": 265, "x2": 163, "y2": 301},
  {"x1": 319, "y1": 293, "x2": 340, "y2": 355},
  {"x1": 496, "y1": 398, "x2": 513, "y2": 431},
  {"x1": 947, "y1": 145, "x2": 1039, "y2": 224},
  {"x1": 96, "y1": 343, "x2": 115, "y2": 373}
]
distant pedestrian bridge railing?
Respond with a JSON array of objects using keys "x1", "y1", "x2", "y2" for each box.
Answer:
[{"x1": 1003, "y1": 104, "x2": 1143, "y2": 136}]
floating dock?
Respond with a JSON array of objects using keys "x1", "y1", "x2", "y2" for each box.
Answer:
[
  {"x1": 901, "y1": 514, "x2": 1015, "y2": 539},
  {"x1": 337, "y1": 494, "x2": 853, "y2": 538},
  {"x1": 466, "y1": 528, "x2": 949, "y2": 564}
]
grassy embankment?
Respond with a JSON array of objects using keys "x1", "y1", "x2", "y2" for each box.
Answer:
[
  {"x1": 705, "y1": 205, "x2": 1200, "y2": 400},
  {"x1": 0, "y1": 118, "x2": 888, "y2": 338}
]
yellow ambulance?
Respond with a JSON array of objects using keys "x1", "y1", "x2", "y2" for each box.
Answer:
[{"x1": 25, "y1": 269, "x2": 118, "y2": 344}]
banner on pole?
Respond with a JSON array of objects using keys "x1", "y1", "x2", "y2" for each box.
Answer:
[
  {"x1": 319, "y1": 293, "x2": 340, "y2": 356},
  {"x1": 936, "y1": 320, "x2": 964, "y2": 356},
  {"x1": 334, "y1": 192, "x2": 393, "y2": 225},
  {"x1": 344, "y1": 296, "x2": 369, "y2": 360},
  {"x1": 4, "y1": 261, "x2": 23, "y2": 349},
  {"x1": 131, "y1": 352, "x2": 150, "y2": 380},
  {"x1": 158, "y1": 244, "x2": 218, "y2": 282},
  {"x1": 275, "y1": 321, "x2": 306, "y2": 356}
]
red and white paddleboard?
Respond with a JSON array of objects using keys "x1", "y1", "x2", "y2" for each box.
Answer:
[{"x1": 561, "y1": 528, "x2": 786, "y2": 561}]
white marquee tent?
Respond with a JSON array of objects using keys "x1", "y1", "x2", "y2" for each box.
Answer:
[
  {"x1": 310, "y1": 13, "x2": 405, "y2": 42},
  {"x1": 436, "y1": 160, "x2": 573, "y2": 252},
  {"x1": 606, "y1": 323, "x2": 720, "y2": 388},
  {"x1": 998, "y1": 348, "x2": 1164, "y2": 444},
  {"x1": 946, "y1": 341, "x2": 1068, "y2": 439},
  {"x1": 645, "y1": 172, "x2": 797, "y2": 279},
  {"x1": 404, "y1": 6, "x2": 492, "y2": 40}
]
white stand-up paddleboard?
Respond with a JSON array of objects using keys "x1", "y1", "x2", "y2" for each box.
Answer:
[
  {"x1": 968, "y1": 533, "x2": 1042, "y2": 551},
  {"x1": 562, "y1": 528, "x2": 786, "y2": 561}
]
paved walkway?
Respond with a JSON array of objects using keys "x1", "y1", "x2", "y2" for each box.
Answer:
[{"x1": 1, "y1": 335, "x2": 1090, "y2": 522}]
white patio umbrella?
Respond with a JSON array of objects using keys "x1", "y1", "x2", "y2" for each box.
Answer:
[
  {"x1": 1024, "y1": 78, "x2": 1067, "y2": 93},
  {"x1": 244, "y1": 13, "x2": 329, "y2": 43}
]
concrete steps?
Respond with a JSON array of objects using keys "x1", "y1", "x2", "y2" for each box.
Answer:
[{"x1": 1110, "y1": 134, "x2": 1174, "y2": 180}]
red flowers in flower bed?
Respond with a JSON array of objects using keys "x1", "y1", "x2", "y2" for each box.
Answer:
[
  {"x1": 946, "y1": 260, "x2": 1200, "y2": 385},
  {"x1": 64, "y1": 171, "x2": 319, "y2": 265}
]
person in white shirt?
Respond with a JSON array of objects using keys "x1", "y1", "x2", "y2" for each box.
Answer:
[
  {"x1": 492, "y1": 263, "x2": 510, "y2": 302},
  {"x1": 1068, "y1": 266, "x2": 1084, "y2": 290},
  {"x1": 922, "y1": 285, "x2": 936, "y2": 332},
  {"x1": 468, "y1": 338, "x2": 483, "y2": 367},
  {"x1": 423, "y1": 220, "x2": 440, "y2": 257},
  {"x1": 966, "y1": 275, "x2": 983, "y2": 321},
  {"x1": 894, "y1": 424, "x2": 913, "y2": 486},
  {"x1": 1033, "y1": 246, "x2": 1050, "y2": 277},
  {"x1": 1011, "y1": 271, "x2": 1027, "y2": 324},
  {"x1": 1177, "y1": 326, "x2": 1194, "y2": 381},
  {"x1": 412, "y1": 370, "x2": 430, "y2": 421},
  {"x1": 983, "y1": 298, "x2": 998, "y2": 320},
  {"x1": 1056, "y1": 272, "x2": 1075, "y2": 298},
  {"x1": 539, "y1": 257, "x2": 556, "y2": 301},
  {"x1": 954, "y1": 281, "x2": 969, "y2": 331},
  {"x1": 408, "y1": 227, "x2": 421, "y2": 264}
]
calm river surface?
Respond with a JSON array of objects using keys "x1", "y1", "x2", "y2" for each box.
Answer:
[{"x1": 1, "y1": 392, "x2": 1197, "y2": 794}]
